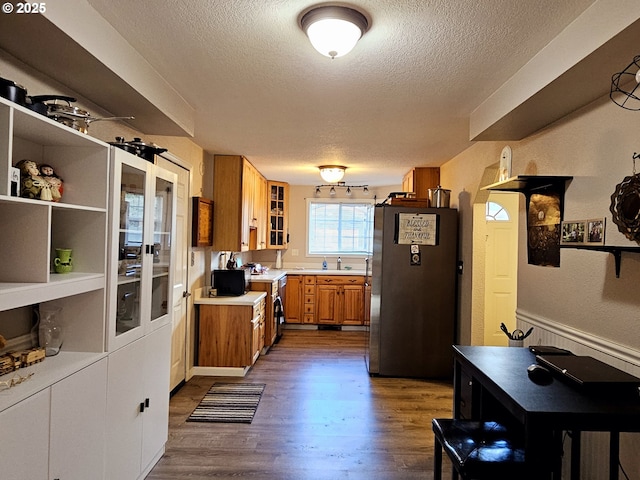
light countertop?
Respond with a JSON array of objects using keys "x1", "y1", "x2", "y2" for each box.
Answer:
[{"x1": 194, "y1": 287, "x2": 266, "y2": 306}]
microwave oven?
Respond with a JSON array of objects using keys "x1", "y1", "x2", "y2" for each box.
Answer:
[{"x1": 212, "y1": 269, "x2": 250, "y2": 296}]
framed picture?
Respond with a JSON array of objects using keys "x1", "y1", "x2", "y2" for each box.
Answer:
[
  {"x1": 586, "y1": 218, "x2": 605, "y2": 245},
  {"x1": 192, "y1": 197, "x2": 214, "y2": 247},
  {"x1": 560, "y1": 220, "x2": 586, "y2": 245}
]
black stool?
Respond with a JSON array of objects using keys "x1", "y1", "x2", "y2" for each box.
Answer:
[{"x1": 432, "y1": 418, "x2": 526, "y2": 480}]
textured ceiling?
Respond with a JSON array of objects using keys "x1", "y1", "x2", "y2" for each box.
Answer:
[{"x1": 84, "y1": 0, "x2": 595, "y2": 186}]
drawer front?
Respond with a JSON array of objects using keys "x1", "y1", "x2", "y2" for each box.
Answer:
[
  {"x1": 304, "y1": 303, "x2": 314, "y2": 314},
  {"x1": 304, "y1": 285, "x2": 315, "y2": 295},
  {"x1": 316, "y1": 275, "x2": 364, "y2": 285},
  {"x1": 303, "y1": 314, "x2": 315, "y2": 324},
  {"x1": 303, "y1": 275, "x2": 316, "y2": 285}
]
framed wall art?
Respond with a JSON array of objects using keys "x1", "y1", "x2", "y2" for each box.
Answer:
[
  {"x1": 192, "y1": 197, "x2": 214, "y2": 247},
  {"x1": 586, "y1": 218, "x2": 605, "y2": 245},
  {"x1": 560, "y1": 220, "x2": 586, "y2": 245}
]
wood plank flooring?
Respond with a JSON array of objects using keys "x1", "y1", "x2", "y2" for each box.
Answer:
[{"x1": 147, "y1": 329, "x2": 454, "y2": 479}]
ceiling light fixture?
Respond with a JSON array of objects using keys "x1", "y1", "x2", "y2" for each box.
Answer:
[
  {"x1": 610, "y1": 54, "x2": 640, "y2": 110},
  {"x1": 315, "y1": 181, "x2": 369, "y2": 196},
  {"x1": 300, "y1": 6, "x2": 369, "y2": 59},
  {"x1": 318, "y1": 165, "x2": 347, "y2": 183}
]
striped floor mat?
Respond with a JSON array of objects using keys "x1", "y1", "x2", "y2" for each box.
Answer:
[{"x1": 187, "y1": 383, "x2": 265, "y2": 424}]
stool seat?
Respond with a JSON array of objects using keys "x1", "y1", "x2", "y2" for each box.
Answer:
[{"x1": 432, "y1": 418, "x2": 526, "y2": 480}]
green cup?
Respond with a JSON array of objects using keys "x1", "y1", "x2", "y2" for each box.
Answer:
[{"x1": 54, "y1": 248, "x2": 73, "y2": 274}]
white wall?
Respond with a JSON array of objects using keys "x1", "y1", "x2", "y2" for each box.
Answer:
[{"x1": 441, "y1": 92, "x2": 640, "y2": 478}]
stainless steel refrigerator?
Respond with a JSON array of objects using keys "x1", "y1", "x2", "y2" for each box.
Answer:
[{"x1": 366, "y1": 205, "x2": 458, "y2": 378}]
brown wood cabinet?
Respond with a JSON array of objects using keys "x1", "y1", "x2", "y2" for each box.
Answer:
[
  {"x1": 197, "y1": 298, "x2": 266, "y2": 367},
  {"x1": 402, "y1": 167, "x2": 440, "y2": 198},
  {"x1": 212, "y1": 155, "x2": 267, "y2": 251},
  {"x1": 267, "y1": 181, "x2": 289, "y2": 249},
  {"x1": 250, "y1": 277, "x2": 282, "y2": 350},
  {"x1": 284, "y1": 275, "x2": 302, "y2": 323},
  {"x1": 315, "y1": 276, "x2": 365, "y2": 325},
  {"x1": 286, "y1": 274, "x2": 366, "y2": 326}
]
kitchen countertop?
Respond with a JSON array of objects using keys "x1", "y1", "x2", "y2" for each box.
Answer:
[
  {"x1": 194, "y1": 287, "x2": 266, "y2": 306},
  {"x1": 248, "y1": 269, "x2": 367, "y2": 282},
  {"x1": 283, "y1": 269, "x2": 366, "y2": 275}
]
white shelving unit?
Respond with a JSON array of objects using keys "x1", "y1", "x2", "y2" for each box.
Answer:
[
  {"x1": 0, "y1": 95, "x2": 109, "y2": 413},
  {"x1": 0, "y1": 96, "x2": 111, "y2": 478}
]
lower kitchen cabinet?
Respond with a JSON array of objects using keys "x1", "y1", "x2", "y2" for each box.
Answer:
[
  {"x1": 315, "y1": 275, "x2": 365, "y2": 325},
  {"x1": 284, "y1": 274, "x2": 303, "y2": 323},
  {"x1": 106, "y1": 324, "x2": 171, "y2": 480},
  {"x1": 250, "y1": 276, "x2": 283, "y2": 351},
  {"x1": 0, "y1": 357, "x2": 108, "y2": 480},
  {"x1": 286, "y1": 274, "x2": 366, "y2": 326},
  {"x1": 197, "y1": 294, "x2": 266, "y2": 368}
]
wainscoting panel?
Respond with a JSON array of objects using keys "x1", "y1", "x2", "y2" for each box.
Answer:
[{"x1": 517, "y1": 309, "x2": 640, "y2": 479}]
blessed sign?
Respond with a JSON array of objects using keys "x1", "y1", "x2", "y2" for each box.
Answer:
[{"x1": 396, "y1": 213, "x2": 438, "y2": 245}]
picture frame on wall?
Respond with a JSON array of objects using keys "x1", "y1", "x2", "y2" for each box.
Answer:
[
  {"x1": 560, "y1": 220, "x2": 586, "y2": 245},
  {"x1": 586, "y1": 218, "x2": 605, "y2": 245},
  {"x1": 192, "y1": 197, "x2": 214, "y2": 247}
]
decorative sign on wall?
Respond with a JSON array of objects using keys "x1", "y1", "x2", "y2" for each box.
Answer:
[{"x1": 395, "y1": 213, "x2": 438, "y2": 246}]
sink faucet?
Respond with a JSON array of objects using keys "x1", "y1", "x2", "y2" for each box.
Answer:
[{"x1": 337, "y1": 256, "x2": 342, "y2": 270}]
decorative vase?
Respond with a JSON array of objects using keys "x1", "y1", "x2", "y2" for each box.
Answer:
[
  {"x1": 54, "y1": 248, "x2": 73, "y2": 274},
  {"x1": 37, "y1": 305, "x2": 63, "y2": 356}
]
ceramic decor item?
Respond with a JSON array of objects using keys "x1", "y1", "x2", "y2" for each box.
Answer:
[{"x1": 54, "y1": 248, "x2": 73, "y2": 274}]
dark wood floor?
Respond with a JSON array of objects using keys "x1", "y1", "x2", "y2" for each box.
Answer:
[{"x1": 147, "y1": 329, "x2": 454, "y2": 479}]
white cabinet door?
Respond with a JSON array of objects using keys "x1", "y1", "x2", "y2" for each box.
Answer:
[
  {"x1": 106, "y1": 340, "x2": 145, "y2": 480},
  {"x1": 106, "y1": 326, "x2": 171, "y2": 480},
  {"x1": 141, "y1": 323, "x2": 171, "y2": 474},
  {"x1": 0, "y1": 388, "x2": 50, "y2": 479},
  {"x1": 50, "y1": 358, "x2": 108, "y2": 480}
]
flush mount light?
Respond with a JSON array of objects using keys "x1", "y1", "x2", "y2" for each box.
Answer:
[
  {"x1": 300, "y1": 6, "x2": 369, "y2": 59},
  {"x1": 318, "y1": 165, "x2": 346, "y2": 183}
]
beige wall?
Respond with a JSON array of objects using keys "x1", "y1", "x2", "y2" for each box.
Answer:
[{"x1": 442, "y1": 93, "x2": 640, "y2": 478}]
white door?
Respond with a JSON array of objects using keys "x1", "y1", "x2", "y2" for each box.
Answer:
[
  {"x1": 157, "y1": 155, "x2": 190, "y2": 391},
  {"x1": 484, "y1": 192, "x2": 519, "y2": 346}
]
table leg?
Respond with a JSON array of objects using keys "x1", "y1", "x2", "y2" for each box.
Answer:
[
  {"x1": 570, "y1": 431, "x2": 581, "y2": 480},
  {"x1": 610, "y1": 431, "x2": 619, "y2": 480}
]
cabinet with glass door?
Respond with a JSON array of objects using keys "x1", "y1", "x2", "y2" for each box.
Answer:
[
  {"x1": 267, "y1": 181, "x2": 289, "y2": 249},
  {"x1": 107, "y1": 148, "x2": 176, "y2": 352}
]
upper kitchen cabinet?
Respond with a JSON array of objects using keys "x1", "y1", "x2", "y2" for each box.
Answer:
[
  {"x1": 402, "y1": 167, "x2": 440, "y2": 198},
  {"x1": 107, "y1": 148, "x2": 177, "y2": 352},
  {"x1": 267, "y1": 181, "x2": 289, "y2": 249},
  {"x1": 213, "y1": 155, "x2": 267, "y2": 252}
]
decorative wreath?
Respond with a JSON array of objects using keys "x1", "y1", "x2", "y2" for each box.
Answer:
[{"x1": 610, "y1": 171, "x2": 640, "y2": 245}]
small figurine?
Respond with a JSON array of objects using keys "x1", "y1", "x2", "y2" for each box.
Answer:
[
  {"x1": 15, "y1": 159, "x2": 47, "y2": 200},
  {"x1": 40, "y1": 164, "x2": 64, "y2": 202}
]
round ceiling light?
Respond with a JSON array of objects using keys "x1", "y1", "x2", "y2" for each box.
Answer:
[
  {"x1": 318, "y1": 165, "x2": 347, "y2": 183},
  {"x1": 300, "y1": 6, "x2": 369, "y2": 59}
]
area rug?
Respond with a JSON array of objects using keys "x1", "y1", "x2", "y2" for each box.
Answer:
[{"x1": 187, "y1": 383, "x2": 265, "y2": 424}]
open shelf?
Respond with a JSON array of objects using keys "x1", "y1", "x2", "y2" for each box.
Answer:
[
  {"x1": 482, "y1": 175, "x2": 573, "y2": 193},
  {"x1": 560, "y1": 244, "x2": 640, "y2": 278}
]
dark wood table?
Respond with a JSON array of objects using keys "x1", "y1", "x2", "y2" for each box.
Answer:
[{"x1": 453, "y1": 345, "x2": 640, "y2": 480}]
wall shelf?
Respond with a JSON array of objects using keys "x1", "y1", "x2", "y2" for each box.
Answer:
[
  {"x1": 481, "y1": 175, "x2": 573, "y2": 193},
  {"x1": 560, "y1": 245, "x2": 640, "y2": 278}
]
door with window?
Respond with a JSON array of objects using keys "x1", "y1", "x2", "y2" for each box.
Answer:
[{"x1": 484, "y1": 192, "x2": 519, "y2": 346}]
